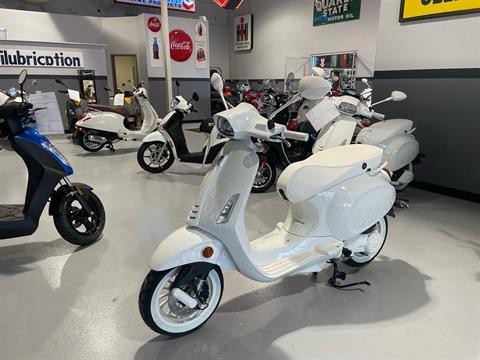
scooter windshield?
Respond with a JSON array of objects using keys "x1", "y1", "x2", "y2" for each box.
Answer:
[{"x1": 16, "y1": 127, "x2": 74, "y2": 176}]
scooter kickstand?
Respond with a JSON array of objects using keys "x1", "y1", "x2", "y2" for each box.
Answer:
[
  {"x1": 107, "y1": 143, "x2": 115, "y2": 153},
  {"x1": 395, "y1": 198, "x2": 409, "y2": 208},
  {"x1": 327, "y1": 261, "x2": 371, "y2": 289}
]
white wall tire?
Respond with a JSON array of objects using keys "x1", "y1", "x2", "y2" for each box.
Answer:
[
  {"x1": 139, "y1": 265, "x2": 224, "y2": 336},
  {"x1": 344, "y1": 217, "x2": 388, "y2": 267}
]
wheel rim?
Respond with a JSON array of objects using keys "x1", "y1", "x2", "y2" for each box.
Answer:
[
  {"x1": 66, "y1": 197, "x2": 99, "y2": 236},
  {"x1": 150, "y1": 268, "x2": 221, "y2": 334},
  {"x1": 351, "y1": 218, "x2": 387, "y2": 263},
  {"x1": 143, "y1": 143, "x2": 171, "y2": 169},
  {"x1": 84, "y1": 132, "x2": 105, "y2": 150},
  {"x1": 253, "y1": 161, "x2": 273, "y2": 189}
]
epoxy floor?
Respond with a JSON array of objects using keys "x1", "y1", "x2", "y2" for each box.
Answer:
[{"x1": 0, "y1": 133, "x2": 479, "y2": 360}]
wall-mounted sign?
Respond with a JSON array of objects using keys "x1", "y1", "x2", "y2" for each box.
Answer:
[
  {"x1": 400, "y1": 0, "x2": 480, "y2": 22},
  {"x1": 213, "y1": 0, "x2": 245, "y2": 9},
  {"x1": 169, "y1": 29, "x2": 193, "y2": 62},
  {"x1": 0, "y1": 49, "x2": 84, "y2": 68},
  {"x1": 313, "y1": 0, "x2": 361, "y2": 26},
  {"x1": 114, "y1": 0, "x2": 195, "y2": 12},
  {"x1": 233, "y1": 14, "x2": 253, "y2": 52}
]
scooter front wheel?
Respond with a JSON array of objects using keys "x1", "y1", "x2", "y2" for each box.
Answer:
[
  {"x1": 344, "y1": 216, "x2": 388, "y2": 267},
  {"x1": 251, "y1": 156, "x2": 276, "y2": 193},
  {"x1": 137, "y1": 141, "x2": 174, "y2": 173},
  {"x1": 139, "y1": 265, "x2": 224, "y2": 336},
  {"x1": 53, "y1": 189, "x2": 106, "y2": 246}
]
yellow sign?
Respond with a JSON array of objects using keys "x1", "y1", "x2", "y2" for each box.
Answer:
[{"x1": 400, "y1": 0, "x2": 480, "y2": 22}]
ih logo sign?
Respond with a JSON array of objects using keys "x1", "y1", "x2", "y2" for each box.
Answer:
[{"x1": 400, "y1": 0, "x2": 480, "y2": 22}]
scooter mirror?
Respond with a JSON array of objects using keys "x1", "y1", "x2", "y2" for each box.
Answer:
[
  {"x1": 192, "y1": 92, "x2": 199, "y2": 102},
  {"x1": 311, "y1": 67, "x2": 326, "y2": 78},
  {"x1": 299, "y1": 76, "x2": 332, "y2": 100},
  {"x1": 211, "y1": 73, "x2": 224, "y2": 93},
  {"x1": 391, "y1": 91, "x2": 407, "y2": 102},
  {"x1": 18, "y1": 69, "x2": 28, "y2": 86}
]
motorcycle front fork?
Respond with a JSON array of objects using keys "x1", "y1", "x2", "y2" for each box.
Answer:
[{"x1": 62, "y1": 178, "x2": 94, "y2": 216}]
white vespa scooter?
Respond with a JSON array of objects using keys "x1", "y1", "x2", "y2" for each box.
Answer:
[
  {"x1": 138, "y1": 74, "x2": 396, "y2": 336},
  {"x1": 311, "y1": 88, "x2": 419, "y2": 194},
  {"x1": 75, "y1": 82, "x2": 158, "y2": 152}
]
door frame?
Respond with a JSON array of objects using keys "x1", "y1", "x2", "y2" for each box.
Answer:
[{"x1": 111, "y1": 54, "x2": 139, "y2": 92}]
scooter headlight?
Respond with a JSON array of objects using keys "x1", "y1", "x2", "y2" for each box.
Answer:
[{"x1": 216, "y1": 116, "x2": 234, "y2": 137}]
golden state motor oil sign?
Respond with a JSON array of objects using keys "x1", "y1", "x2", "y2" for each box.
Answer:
[
  {"x1": 314, "y1": 0, "x2": 361, "y2": 26},
  {"x1": 400, "y1": 0, "x2": 480, "y2": 22}
]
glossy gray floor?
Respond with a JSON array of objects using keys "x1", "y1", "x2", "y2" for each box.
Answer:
[{"x1": 0, "y1": 133, "x2": 479, "y2": 360}]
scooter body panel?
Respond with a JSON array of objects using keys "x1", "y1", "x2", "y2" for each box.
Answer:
[
  {"x1": 0, "y1": 132, "x2": 69, "y2": 239},
  {"x1": 81, "y1": 111, "x2": 124, "y2": 134},
  {"x1": 149, "y1": 226, "x2": 237, "y2": 272},
  {"x1": 312, "y1": 115, "x2": 356, "y2": 153},
  {"x1": 380, "y1": 133, "x2": 419, "y2": 171}
]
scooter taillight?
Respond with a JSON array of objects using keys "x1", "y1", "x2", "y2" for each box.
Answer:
[{"x1": 77, "y1": 114, "x2": 90, "y2": 123}]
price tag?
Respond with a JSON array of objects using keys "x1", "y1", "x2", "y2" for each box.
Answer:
[
  {"x1": 67, "y1": 89, "x2": 81, "y2": 102},
  {"x1": 306, "y1": 97, "x2": 340, "y2": 132},
  {"x1": 113, "y1": 94, "x2": 125, "y2": 106}
]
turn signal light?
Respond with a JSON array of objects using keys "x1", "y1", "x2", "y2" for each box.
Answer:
[{"x1": 202, "y1": 247, "x2": 214, "y2": 258}]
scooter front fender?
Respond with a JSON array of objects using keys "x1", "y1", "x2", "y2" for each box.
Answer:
[
  {"x1": 149, "y1": 226, "x2": 237, "y2": 272},
  {"x1": 143, "y1": 130, "x2": 168, "y2": 144}
]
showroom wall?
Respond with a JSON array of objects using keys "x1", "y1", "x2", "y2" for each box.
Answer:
[
  {"x1": 227, "y1": 0, "x2": 381, "y2": 79},
  {"x1": 0, "y1": 1, "x2": 229, "y2": 119},
  {"x1": 373, "y1": 0, "x2": 480, "y2": 195}
]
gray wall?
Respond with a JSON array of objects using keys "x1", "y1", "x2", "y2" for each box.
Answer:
[
  {"x1": 373, "y1": 73, "x2": 480, "y2": 195},
  {"x1": 373, "y1": 0, "x2": 480, "y2": 195},
  {"x1": 227, "y1": 0, "x2": 381, "y2": 79},
  {"x1": 149, "y1": 78, "x2": 211, "y2": 121}
]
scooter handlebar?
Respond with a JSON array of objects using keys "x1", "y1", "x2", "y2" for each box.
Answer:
[
  {"x1": 371, "y1": 111, "x2": 385, "y2": 120},
  {"x1": 284, "y1": 130, "x2": 309, "y2": 142}
]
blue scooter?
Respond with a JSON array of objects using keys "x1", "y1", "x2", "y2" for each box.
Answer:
[{"x1": 0, "y1": 70, "x2": 105, "y2": 245}]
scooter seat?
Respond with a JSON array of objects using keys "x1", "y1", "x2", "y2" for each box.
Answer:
[
  {"x1": 88, "y1": 104, "x2": 129, "y2": 117},
  {"x1": 277, "y1": 144, "x2": 383, "y2": 203},
  {"x1": 357, "y1": 119, "x2": 413, "y2": 145}
]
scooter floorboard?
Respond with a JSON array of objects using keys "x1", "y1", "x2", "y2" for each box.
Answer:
[{"x1": 0, "y1": 204, "x2": 24, "y2": 221}]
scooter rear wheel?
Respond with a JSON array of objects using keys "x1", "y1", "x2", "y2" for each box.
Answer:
[
  {"x1": 137, "y1": 141, "x2": 174, "y2": 174},
  {"x1": 139, "y1": 265, "x2": 224, "y2": 336},
  {"x1": 53, "y1": 190, "x2": 106, "y2": 246},
  {"x1": 80, "y1": 130, "x2": 106, "y2": 152},
  {"x1": 344, "y1": 216, "x2": 388, "y2": 267}
]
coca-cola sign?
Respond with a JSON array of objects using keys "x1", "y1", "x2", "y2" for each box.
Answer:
[
  {"x1": 147, "y1": 17, "x2": 161, "y2": 32},
  {"x1": 169, "y1": 29, "x2": 193, "y2": 62}
]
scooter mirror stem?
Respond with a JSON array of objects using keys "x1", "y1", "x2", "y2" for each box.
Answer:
[
  {"x1": 371, "y1": 97, "x2": 392, "y2": 108},
  {"x1": 268, "y1": 93, "x2": 302, "y2": 121}
]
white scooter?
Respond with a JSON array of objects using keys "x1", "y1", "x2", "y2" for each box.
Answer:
[
  {"x1": 137, "y1": 73, "x2": 396, "y2": 336},
  {"x1": 311, "y1": 86, "x2": 419, "y2": 193},
  {"x1": 137, "y1": 92, "x2": 227, "y2": 173},
  {"x1": 75, "y1": 82, "x2": 158, "y2": 152}
]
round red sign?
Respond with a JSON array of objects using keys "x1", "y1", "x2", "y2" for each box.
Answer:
[
  {"x1": 169, "y1": 29, "x2": 193, "y2": 62},
  {"x1": 148, "y1": 17, "x2": 161, "y2": 33}
]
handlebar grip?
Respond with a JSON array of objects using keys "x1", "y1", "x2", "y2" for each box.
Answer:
[
  {"x1": 284, "y1": 130, "x2": 309, "y2": 142},
  {"x1": 372, "y1": 112, "x2": 385, "y2": 120}
]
